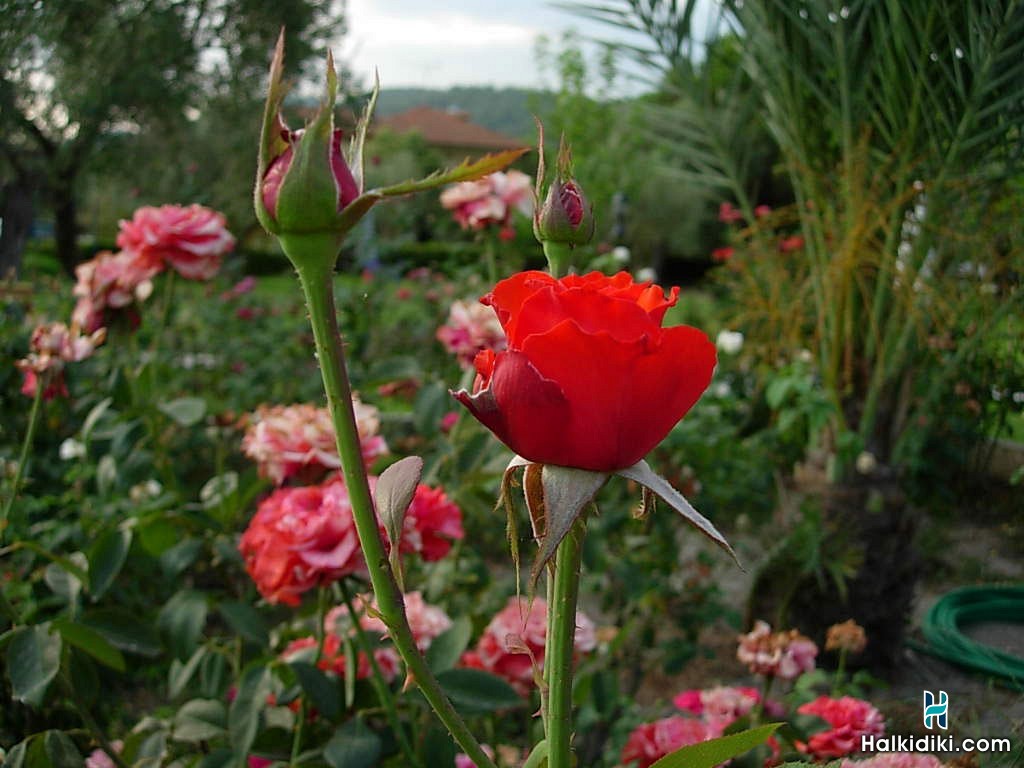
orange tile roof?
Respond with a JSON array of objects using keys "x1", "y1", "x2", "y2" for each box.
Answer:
[{"x1": 376, "y1": 106, "x2": 524, "y2": 150}]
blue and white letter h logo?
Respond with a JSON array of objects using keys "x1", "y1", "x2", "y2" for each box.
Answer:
[{"x1": 923, "y1": 690, "x2": 948, "y2": 729}]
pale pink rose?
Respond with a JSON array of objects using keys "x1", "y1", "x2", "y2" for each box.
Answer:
[
  {"x1": 327, "y1": 591, "x2": 452, "y2": 652},
  {"x1": 492, "y1": 169, "x2": 533, "y2": 218},
  {"x1": 797, "y1": 696, "x2": 885, "y2": 760},
  {"x1": 842, "y1": 754, "x2": 944, "y2": 768},
  {"x1": 436, "y1": 299, "x2": 506, "y2": 369},
  {"x1": 16, "y1": 322, "x2": 106, "y2": 399},
  {"x1": 440, "y1": 171, "x2": 533, "y2": 232},
  {"x1": 462, "y1": 596, "x2": 596, "y2": 695},
  {"x1": 242, "y1": 399, "x2": 387, "y2": 485},
  {"x1": 737, "y1": 620, "x2": 818, "y2": 680},
  {"x1": 85, "y1": 741, "x2": 123, "y2": 768},
  {"x1": 72, "y1": 249, "x2": 162, "y2": 332},
  {"x1": 622, "y1": 716, "x2": 719, "y2": 768},
  {"x1": 117, "y1": 204, "x2": 235, "y2": 280},
  {"x1": 455, "y1": 745, "x2": 495, "y2": 768}
]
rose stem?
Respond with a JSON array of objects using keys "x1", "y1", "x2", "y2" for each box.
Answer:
[
  {"x1": 290, "y1": 245, "x2": 498, "y2": 768},
  {"x1": 338, "y1": 579, "x2": 421, "y2": 767},
  {"x1": 546, "y1": 517, "x2": 585, "y2": 768},
  {"x1": 1, "y1": 377, "x2": 43, "y2": 545},
  {"x1": 539, "y1": 241, "x2": 585, "y2": 768}
]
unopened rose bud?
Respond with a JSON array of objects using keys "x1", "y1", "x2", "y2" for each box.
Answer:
[
  {"x1": 255, "y1": 33, "x2": 373, "y2": 257},
  {"x1": 533, "y1": 130, "x2": 595, "y2": 249}
]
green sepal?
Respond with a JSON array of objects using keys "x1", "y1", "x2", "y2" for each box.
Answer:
[
  {"x1": 273, "y1": 52, "x2": 343, "y2": 236},
  {"x1": 254, "y1": 30, "x2": 289, "y2": 234}
]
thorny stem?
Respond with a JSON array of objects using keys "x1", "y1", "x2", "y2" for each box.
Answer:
[
  {"x1": 339, "y1": 579, "x2": 421, "y2": 768},
  {"x1": 291, "y1": 247, "x2": 497, "y2": 768},
  {"x1": 2, "y1": 378, "x2": 44, "y2": 544},
  {"x1": 547, "y1": 517, "x2": 585, "y2": 768}
]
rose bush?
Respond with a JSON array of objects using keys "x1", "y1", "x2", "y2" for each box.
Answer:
[{"x1": 455, "y1": 270, "x2": 717, "y2": 471}]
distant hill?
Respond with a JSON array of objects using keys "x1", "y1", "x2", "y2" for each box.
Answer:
[{"x1": 374, "y1": 87, "x2": 556, "y2": 142}]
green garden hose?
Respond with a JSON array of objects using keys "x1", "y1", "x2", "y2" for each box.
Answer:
[{"x1": 912, "y1": 584, "x2": 1024, "y2": 690}]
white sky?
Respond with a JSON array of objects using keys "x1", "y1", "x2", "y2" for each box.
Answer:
[{"x1": 339, "y1": 0, "x2": 666, "y2": 91}]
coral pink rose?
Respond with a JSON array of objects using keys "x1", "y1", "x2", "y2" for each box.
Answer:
[
  {"x1": 117, "y1": 204, "x2": 235, "y2": 280},
  {"x1": 239, "y1": 480, "x2": 365, "y2": 605},
  {"x1": 241, "y1": 399, "x2": 387, "y2": 485},
  {"x1": 454, "y1": 271, "x2": 716, "y2": 471},
  {"x1": 461, "y1": 596, "x2": 596, "y2": 695},
  {"x1": 437, "y1": 299, "x2": 507, "y2": 369},
  {"x1": 239, "y1": 476, "x2": 462, "y2": 604},
  {"x1": 622, "y1": 716, "x2": 719, "y2": 768},
  {"x1": 797, "y1": 696, "x2": 885, "y2": 760}
]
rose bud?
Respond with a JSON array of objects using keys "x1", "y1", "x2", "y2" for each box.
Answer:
[
  {"x1": 533, "y1": 133, "x2": 595, "y2": 249},
  {"x1": 255, "y1": 33, "x2": 375, "y2": 261}
]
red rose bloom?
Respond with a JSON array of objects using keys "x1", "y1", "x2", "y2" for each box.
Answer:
[
  {"x1": 797, "y1": 696, "x2": 885, "y2": 760},
  {"x1": 455, "y1": 271, "x2": 716, "y2": 471},
  {"x1": 621, "y1": 716, "x2": 719, "y2": 768}
]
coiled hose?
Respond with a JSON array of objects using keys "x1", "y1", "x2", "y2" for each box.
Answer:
[{"x1": 912, "y1": 584, "x2": 1024, "y2": 691}]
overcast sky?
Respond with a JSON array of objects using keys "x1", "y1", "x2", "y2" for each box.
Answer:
[{"x1": 339, "y1": 0, "x2": 670, "y2": 91}]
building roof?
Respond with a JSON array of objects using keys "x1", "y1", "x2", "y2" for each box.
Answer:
[{"x1": 375, "y1": 106, "x2": 524, "y2": 151}]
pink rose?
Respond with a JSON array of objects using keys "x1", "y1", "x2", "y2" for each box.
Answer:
[
  {"x1": 440, "y1": 171, "x2": 533, "y2": 232},
  {"x1": 117, "y1": 204, "x2": 235, "y2": 280},
  {"x1": 239, "y1": 480, "x2": 364, "y2": 605},
  {"x1": 85, "y1": 741, "x2": 123, "y2": 768},
  {"x1": 72, "y1": 249, "x2": 161, "y2": 332},
  {"x1": 400, "y1": 484, "x2": 465, "y2": 561},
  {"x1": 797, "y1": 696, "x2": 885, "y2": 760},
  {"x1": 455, "y1": 745, "x2": 495, "y2": 768},
  {"x1": 328, "y1": 590, "x2": 452, "y2": 652},
  {"x1": 737, "y1": 620, "x2": 818, "y2": 680},
  {"x1": 241, "y1": 399, "x2": 387, "y2": 485},
  {"x1": 16, "y1": 321, "x2": 106, "y2": 399},
  {"x1": 622, "y1": 717, "x2": 719, "y2": 768},
  {"x1": 436, "y1": 299, "x2": 507, "y2": 369},
  {"x1": 281, "y1": 633, "x2": 400, "y2": 682},
  {"x1": 842, "y1": 754, "x2": 943, "y2": 768},
  {"x1": 461, "y1": 596, "x2": 596, "y2": 695}
]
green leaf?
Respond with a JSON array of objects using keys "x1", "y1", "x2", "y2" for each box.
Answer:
[
  {"x1": 649, "y1": 723, "x2": 781, "y2": 768},
  {"x1": 421, "y1": 727, "x2": 457, "y2": 768},
  {"x1": 324, "y1": 719, "x2": 382, "y2": 768},
  {"x1": 173, "y1": 699, "x2": 227, "y2": 743},
  {"x1": 371, "y1": 147, "x2": 530, "y2": 198},
  {"x1": 67, "y1": 648, "x2": 99, "y2": 706},
  {"x1": 374, "y1": 455, "x2": 423, "y2": 586},
  {"x1": 436, "y1": 668, "x2": 523, "y2": 713},
  {"x1": 290, "y1": 660, "x2": 341, "y2": 720},
  {"x1": 88, "y1": 527, "x2": 132, "y2": 599},
  {"x1": 44, "y1": 552, "x2": 87, "y2": 604},
  {"x1": 218, "y1": 601, "x2": 269, "y2": 648},
  {"x1": 158, "y1": 397, "x2": 207, "y2": 427},
  {"x1": 169, "y1": 646, "x2": 208, "y2": 699},
  {"x1": 53, "y1": 618, "x2": 126, "y2": 671},
  {"x1": 81, "y1": 607, "x2": 162, "y2": 656},
  {"x1": 158, "y1": 590, "x2": 208, "y2": 660},
  {"x1": 228, "y1": 664, "x2": 270, "y2": 761},
  {"x1": 160, "y1": 538, "x2": 203, "y2": 579},
  {"x1": 425, "y1": 616, "x2": 472, "y2": 674},
  {"x1": 81, "y1": 396, "x2": 113, "y2": 441},
  {"x1": 40, "y1": 730, "x2": 82, "y2": 768},
  {"x1": 6, "y1": 625, "x2": 62, "y2": 706}
]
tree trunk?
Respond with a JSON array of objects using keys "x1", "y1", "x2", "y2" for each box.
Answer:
[
  {"x1": 0, "y1": 177, "x2": 35, "y2": 279},
  {"x1": 52, "y1": 172, "x2": 80, "y2": 276}
]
